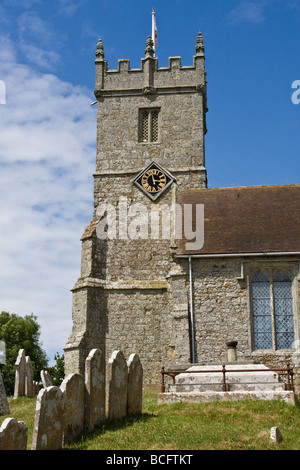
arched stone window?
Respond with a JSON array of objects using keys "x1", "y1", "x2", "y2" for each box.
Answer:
[{"x1": 251, "y1": 271, "x2": 295, "y2": 350}]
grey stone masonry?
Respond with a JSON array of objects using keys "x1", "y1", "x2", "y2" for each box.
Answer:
[{"x1": 64, "y1": 33, "x2": 208, "y2": 383}]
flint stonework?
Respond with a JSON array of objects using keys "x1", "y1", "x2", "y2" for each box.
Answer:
[
  {"x1": 0, "y1": 418, "x2": 28, "y2": 450},
  {"x1": 127, "y1": 353, "x2": 143, "y2": 415},
  {"x1": 32, "y1": 386, "x2": 66, "y2": 450},
  {"x1": 64, "y1": 34, "x2": 208, "y2": 383},
  {"x1": 60, "y1": 373, "x2": 85, "y2": 444},
  {"x1": 85, "y1": 348, "x2": 106, "y2": 430},
  {"x1": 63, "y1": 34, "x2": 300, "y2": 395},
  {"x1": 106, "y1": 350, "x2": 128, "y2": 420}
]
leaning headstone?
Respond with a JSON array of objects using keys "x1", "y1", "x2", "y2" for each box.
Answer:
[
  {"x1": 0, "y1": 418, "x2": 28, "y2": 450},
  {"x1": 32, "y1": 386, "x2": 66, "y2": 450},
  {"x1": 106, "y1": 350, "x2": 128, "y2": 420},
  {"x1": 60, "y1": 373, "x2": 85, "y2": 444},
  {"x1": 0, "y1": 370, "x2": 10, "y2": 415},
  {"x1": 25, "y1": 356, "x2": 34, "y2": 396},
  {"x1": 270, "y1": 426, "x2": 283, "y2": 443},
  {"x1": 127, "y1": 353, "x2": 143, "y2": 416},
  {"x1": 14, "y1": 349, "x2": 26, "y2": 398},
  {"x1": 41, "y1": 370, "x2": 52, "y2": 388},
  {"x1": 85, "y1": 348, "x2": 106, "y2": 431},
  {"x1": 33, "y1": 381, "x2": 40, "y2": 395},
  {"x1": 0, "y1": 341, "x2": 6, "y2": 365}
]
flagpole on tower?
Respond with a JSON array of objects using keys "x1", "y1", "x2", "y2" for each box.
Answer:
[{"x1": 152, "y1": 7, "x2": 157, "y2": 56}]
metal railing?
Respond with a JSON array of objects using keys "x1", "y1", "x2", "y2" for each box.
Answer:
[{"x1": 160, "y1": 364, "x2": 294, "y2": 393}]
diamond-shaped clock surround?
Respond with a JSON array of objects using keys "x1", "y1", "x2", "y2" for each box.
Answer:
[{"x1": 132, "y1": 161, "x2": 175, "y2": 201}]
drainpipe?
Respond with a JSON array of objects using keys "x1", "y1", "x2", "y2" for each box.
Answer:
[{"x1": 188, "y1": 256, "x2": 196, "y2": 363}]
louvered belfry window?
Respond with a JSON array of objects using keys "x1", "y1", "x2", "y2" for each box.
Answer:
[
  {"x1": 139, "y1": 108, "x2": 159, "y2": 143},
  {"x1": 251, "y1": 271, "x2": 295, "y2": 350}
]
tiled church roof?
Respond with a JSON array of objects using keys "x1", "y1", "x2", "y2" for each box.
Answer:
[{"x1": 177, "y1": 184, "x2": 300, "y2": 255}]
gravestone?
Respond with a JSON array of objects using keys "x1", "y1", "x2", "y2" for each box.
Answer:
[
  {"x1": 85, "y1": 348, "x2": 106, "y2": 430},
  {"x1": 270, "y1": 426, "x2": 283, "y2": 443},
  {"x1": 0, "y1": 370, "x2": 10, "y2": 415},
  {"x1": 32, "y1": 386, "x2": 66, "y2": 450},
  {"x1": 41, "y1": 370, "x2": 52, "y2": 387},
  {"x1": 106, "y1": 350, "x2": 128, "y2": 420},
  {"x1": 25, "y1": 356, "x2": 34, "y2": 396},
  {"x1": 127, "y1": 353, "x2": 143, "y2": 416},
  {"x1": 14, "y1": 349, "x2": 26, "y2": 398},
  {"x1": 33, "y1": 381, "x2": 40, "y2": 395},
  {"x1": 0, "y1": 418, "x2": 28, "y2": 450},
  {"x1": 60, "y1": 373, "x2": 85, "y2": 444},
  {"x1": 0, "y1": 341, "x2": 6, "y2": 365}
]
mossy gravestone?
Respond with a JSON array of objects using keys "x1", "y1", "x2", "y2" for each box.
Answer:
[
  {"x1": 0, "y1": 341, "x2": 9, "y2": 415},
  {"x1": 0, "y1": 370, "x2": 10, "y2": 415}
]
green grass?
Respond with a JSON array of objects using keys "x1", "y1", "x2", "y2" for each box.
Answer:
[{"x1": 1, "y1": 392, "x2": 300, "y2": 450}]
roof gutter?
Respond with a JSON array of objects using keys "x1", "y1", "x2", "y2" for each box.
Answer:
[{"x1": 176, "y1": 252, "x2": 300, "y2": 259}]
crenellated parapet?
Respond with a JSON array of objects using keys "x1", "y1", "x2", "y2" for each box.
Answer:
[{"x1": 94, "y1": 34, "x2": 207, "y2": 100}]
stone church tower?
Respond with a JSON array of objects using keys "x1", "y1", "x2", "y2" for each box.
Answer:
[{"x1": 64, "y1": 33, "x2": 208, "y2": 383}]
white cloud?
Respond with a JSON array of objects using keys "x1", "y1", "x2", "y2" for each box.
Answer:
[
  {"x1": 0, "y1": 35, "x2": 96, "y2": 363},
  {"x1": 227, "y1": 0, "x2": 271, "y2": 24},
  {"x1": 57, "y1": 0, "x2": 90, "y2": 16},
  {"x1": 17, "y1": 11, "x2": 62, "y2": 69}
]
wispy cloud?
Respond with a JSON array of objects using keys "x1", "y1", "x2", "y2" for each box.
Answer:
[
  {"x1": 17, "y1": 11, "x2": 61, "y2": 68},
  {"x1": 57, "y1": 0, "x2": 90, "y2": 16},
  {"x1": 227, "y1": 0, "x2": 272, "y2": 24},
  {"x1": 0, "y1": 35, "x2": 96, "y2": 361}
]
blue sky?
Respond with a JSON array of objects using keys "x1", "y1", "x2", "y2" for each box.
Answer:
[{"x1": 0, "y1": 0, "x2": 299, "y2": 365}]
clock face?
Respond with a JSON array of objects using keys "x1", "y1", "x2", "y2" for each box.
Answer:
[
  {"x1": 133, "y1": 162, "x2": 175, "y2": 201},
  {"x1": 141, "y1": 168, "x2": 167, "y2": 193}
]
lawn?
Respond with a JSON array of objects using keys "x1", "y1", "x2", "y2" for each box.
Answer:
[{"x1": 1, "y1": 391, "x2": 300, "y2": 450}]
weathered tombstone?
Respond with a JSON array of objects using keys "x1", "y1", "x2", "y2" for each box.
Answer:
[
  {"x1": 127, "y1": 353, "x2": 143, "y2": 416},
  {"x1": 270, "y1": 426, "x2": 283, "y2": 443},
  {"x1": 41, "y1": 370, "x2": 52, "y2": 388},
  {"x1": 32, "y1": 386, "x2": 66, "y2": 450},
  {"x1": 106, "y1": 350, "x2": 128, "y2": 420},
  {"x1": 14, "y1": 349, "x2": 26, "y2": 398},
  {"x1": 60, "y1": 373, "x2": 85, "y2": 444},
  {"x1": 0, "y1": 418, "x2": 28, "y2": 450},
  {"x1": 85, "y1": 348, "x2": 106, "y2": 431},
  {"x1": 33, "y1": 381, "x2": 40, "y2": 395},
  {"x1": 25, "y1": 356, "x2": 34, "y2": 396},
  {"x1": 0, "y1": 341, "x2": 6, "y2": 366},
  {"x1": 0, "y1": 370, "x2": 10, "y2": 415}
]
